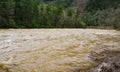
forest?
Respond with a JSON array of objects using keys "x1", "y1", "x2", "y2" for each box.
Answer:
[{"x1": 0, "y1": 0, "x2": 120, "y2": 29}]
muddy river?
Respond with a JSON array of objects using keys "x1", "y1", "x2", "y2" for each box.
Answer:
[{"x1": 0, "y1": 29, "x2": 120, "y2": 72}]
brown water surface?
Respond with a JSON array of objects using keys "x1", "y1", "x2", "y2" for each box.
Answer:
[{"x1": 0, "y1": 29, "x2": 120, "y2": 72}]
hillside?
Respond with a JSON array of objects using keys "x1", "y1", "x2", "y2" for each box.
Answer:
[
  {"x1": 0, "y1": 0, "x2": 120, "y2": 29},
  {"x1": 43, "y1": 0, "x2": 120, "y2": 12}
]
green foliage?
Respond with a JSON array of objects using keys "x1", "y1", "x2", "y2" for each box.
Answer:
[
  {"x1": 55, "y1": 0, "x2": 73, "y2": 8},
  {"x1": 14, "y1": 0, "x2": 40, "y2": 28},
  {"x1": 38, "y1": 4, "x2": 63, "y2": 27},
  {"x1": 0, "y1": 0, "x2": 15, "y2": 28},
  {"x1": 0, "y1": 0, "x2": 40, "y2": 28},
  {"x1": 0, "y1": 0, "x2": 120, "y2": 29},
  {"x1": 85, "y1": 0, "x2": 120, "y2": 12},
  {"x1": 83, "y1": 8, "x2": 120, "y2": 29}
]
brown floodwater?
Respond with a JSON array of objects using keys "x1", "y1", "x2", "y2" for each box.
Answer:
[{"x1": 0, "y1": 29, "x2": 120, "y2": 72}]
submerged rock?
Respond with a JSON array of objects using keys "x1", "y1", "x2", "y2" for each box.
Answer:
[{"x1": 90, "y1": 51, "x2": 120, "y2": 72}]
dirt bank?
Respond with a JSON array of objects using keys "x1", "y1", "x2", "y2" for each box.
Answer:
[{"x1": 0, "y1": 29, "x2": 120, "y2": 72}]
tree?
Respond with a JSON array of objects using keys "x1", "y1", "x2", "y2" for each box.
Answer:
[
  {"x1": 14, "y1": 0, "x2": 40, "y2": 28},
  {"x1": 85, "y1": 0, "x2": 120, "y2": 12},
  {"x1": 0, "y1": 0, "x2": 15, "y2": 28}
]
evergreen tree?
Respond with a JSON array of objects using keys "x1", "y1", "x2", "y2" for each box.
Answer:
[
  {"x1": 14, "y1": 0, "x2": 40, "y2": 28},
  {"x1": 0, "y1": 0, "x2": 15, "y2": 28}
]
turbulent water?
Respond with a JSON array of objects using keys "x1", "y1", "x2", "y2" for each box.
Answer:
[{"x1": 0, "y1": 29, "x2": 120, "y2": 72}]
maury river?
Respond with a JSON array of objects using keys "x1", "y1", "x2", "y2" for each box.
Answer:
[{"x1": 0, "y1": 29, "x2": 120, "y2": 72}]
